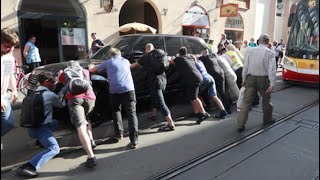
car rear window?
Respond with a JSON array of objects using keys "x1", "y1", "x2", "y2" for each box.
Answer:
[
  {"x1": 134, "y1": 36, "x2": 165, "y2": 53},
  {"x1": 184, "y1": 37, "x2": 207, "y2": 55}
]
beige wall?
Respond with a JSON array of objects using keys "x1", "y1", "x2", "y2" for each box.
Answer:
[{"x1": 1, "y1": 0, "x2": 258, "y2": 59}]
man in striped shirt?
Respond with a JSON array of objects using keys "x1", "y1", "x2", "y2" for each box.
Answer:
[
  {"x1": 1, "y1": 28, "x2": 19, "y2": 136},
  {"x1": 237, "y1": 33, "x2": 277, "y2": 132}
]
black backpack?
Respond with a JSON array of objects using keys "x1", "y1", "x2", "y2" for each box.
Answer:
[
  {"x1": 148, "y1": 49, "x2": 170, "y2": 75},
  {"x1": 20, "y1": 90, "x2": 47, "y2": 128}
]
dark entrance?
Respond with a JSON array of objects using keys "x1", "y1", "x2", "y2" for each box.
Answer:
[
  {"x1": 22, "y1": 18, "x2": 59, "y2": 65},
  {"x1": 18, "y1": 0, "x2": 87, "y2": 65}
]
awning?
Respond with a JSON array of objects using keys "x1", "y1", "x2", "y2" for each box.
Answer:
[{"x1": 119, "y1": 22, "x2": 157, "y2": 34}]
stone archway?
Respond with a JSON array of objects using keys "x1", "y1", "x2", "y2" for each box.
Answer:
[
  {"x1": 182, "y1": 5, "x2": 210, "y2": 38},
  {"x1": 119, "y1": 0, "x2": 160, "y2": 35},
  {"x1": 224, "y1": 14, "x2": 244, "y2": 46}
]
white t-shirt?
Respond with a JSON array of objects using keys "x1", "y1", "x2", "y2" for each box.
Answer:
[{"x1": 1, "y1": 53, "x2": 15, "y2": 95}]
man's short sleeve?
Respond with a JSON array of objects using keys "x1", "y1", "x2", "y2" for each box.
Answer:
[
  {"x1": 97, "y1": 39, "x2": 105, "y2": 46},
  {"x1": 96, "y1": 61, "x2": 108, "y2": 73},
  {"x1": 137, "y1": 54, "x2": 148, "y2": 66}
]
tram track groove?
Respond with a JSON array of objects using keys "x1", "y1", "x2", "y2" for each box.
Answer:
[{"x1": 145, "y1": 99, "x2": 319, "y2": 180}]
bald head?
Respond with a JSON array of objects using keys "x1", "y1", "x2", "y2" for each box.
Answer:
[{"x1": 145, "y1": 43, "x2": 154, "y2": 53}]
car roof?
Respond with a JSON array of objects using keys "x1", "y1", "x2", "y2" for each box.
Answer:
[{"x1": 120, "y1": 34, "x2": 204, "y2": 40}]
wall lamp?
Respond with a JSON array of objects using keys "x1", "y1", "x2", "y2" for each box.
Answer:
[{"x1": 161, "y1": 8, "x2": 168, "y2": 16}]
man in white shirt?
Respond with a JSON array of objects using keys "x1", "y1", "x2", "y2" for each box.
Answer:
[
  {"x1": 1, "y1": 28, "x2": 19, "y2": 136},
  {"x1": 237, "y1": 33, "x2": 276, "y2": 133}
]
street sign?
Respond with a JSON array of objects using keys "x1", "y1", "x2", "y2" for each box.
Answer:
[{"x1": 220, "y1": 3, "x2": 239, "y2": 17}]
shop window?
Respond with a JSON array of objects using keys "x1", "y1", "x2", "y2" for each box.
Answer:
[{"x1": 222, "y1": 0, "x2": 250, "y2": 9}]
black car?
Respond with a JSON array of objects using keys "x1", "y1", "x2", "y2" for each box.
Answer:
[{"x1": 29, "y1": 34, "x2": 209, "y2": 126}]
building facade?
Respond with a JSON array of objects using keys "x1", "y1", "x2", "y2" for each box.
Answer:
[{"x1": 2, "y1": 0, "x2": 261, "y2": 65}]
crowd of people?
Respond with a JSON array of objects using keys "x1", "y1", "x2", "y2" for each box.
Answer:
[{"x1": 2, "y1": 27, "x2": 279, "y2": 178}]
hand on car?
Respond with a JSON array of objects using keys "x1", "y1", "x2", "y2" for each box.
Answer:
[{"x1": 88, "y1": 64, "x2": 95, "y2": 70}]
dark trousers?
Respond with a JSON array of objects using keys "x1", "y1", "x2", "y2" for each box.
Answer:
[
  {"x1": 27, "y1": 62, "x2": 40, "y2": 74},
  {"x1": 150, "y1": 83, "x2": 170, "y2": 117},
  {"x1": 235, "y1": 67, "x2": 243, "y2": 89},
  {"x1": 110, "y1": 91, "x2": 138, "y2": 143},
  {"x1": 214, "y1": 75, "x2": 231, "y2": 112},
  {"x1": 275, "y1": 57, "x2": 279, "y2": 70}
]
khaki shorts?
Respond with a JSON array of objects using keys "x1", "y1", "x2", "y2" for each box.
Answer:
[{"x1": 67, "y1": 98, "x2": 95, "y2": 128}]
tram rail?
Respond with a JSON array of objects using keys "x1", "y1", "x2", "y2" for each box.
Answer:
[{"x1": 146, "y1": 99, "x2": 319, "y2": 180}]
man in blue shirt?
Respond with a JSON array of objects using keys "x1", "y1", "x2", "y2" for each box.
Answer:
[
  {"x1": 88, "y1": 48, "x2": 139, "y2": 149},
  {"x1": 17, "y1": 71, "x2": 65, "y2": 178}
]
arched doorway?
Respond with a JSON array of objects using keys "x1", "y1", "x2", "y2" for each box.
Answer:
[
  {"x1": 224, "y1": 14, "x2": 244, "y2": 47},
  {"x1": 182, "y1": 5, "x2": 210, "y2": 39},
  {"x1": 18, "y1": 0, "x2": 87, "y2": 64},
  {"x1": 119, "y1": 0, "x2": 159, "y2": 35}
]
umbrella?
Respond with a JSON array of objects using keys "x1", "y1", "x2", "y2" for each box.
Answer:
[{"x1": 119, "y1": 22, "x2": 157, "y2": 34}]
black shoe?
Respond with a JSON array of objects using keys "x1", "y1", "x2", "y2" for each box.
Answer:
[
  {"x1": 237, "y1": 126, "x2": 246, "y2": 133},
  {"x1": 16, "y1": 163, "x2": 38, "y2": 178},
  {"x1": 91, "y1": 139, "x2": 97, "y2": 149},
  {"x1": 263, "y1": 119, "x2": 276, "y2": 126},
  {"x1": 196, "y1": 112, "x2": 211, "y2": 124},
  {"x1": 130, "y1": 141, "x2": 139, "y2": 149},
  {"x1": 86, "y1": 157, "x2": 97, "y2": 168},
  {"x1": 214, "y1": 110, "x2": 227, "y2": 119},
  {"x1": 190, "y1": 112, "x2": 200, "y2": 118},
  {"x1": 112, "y1": 132, "x2": 124, "y2": 141},
  {"x1": 226, "y1": 109, "x2": 232, "y2": 114}
]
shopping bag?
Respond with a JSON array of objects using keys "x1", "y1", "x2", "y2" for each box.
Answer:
[{"x1": 237, "y1": 87, "x2": 246, "y2": 112}]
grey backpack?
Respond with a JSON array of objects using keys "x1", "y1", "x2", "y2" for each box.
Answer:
[{"x1": 63, "y1": 66, "x2": 92, "y2": 95}]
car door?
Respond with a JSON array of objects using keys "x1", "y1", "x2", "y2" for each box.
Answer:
[{"x1": 163, "y1": 36, "x2": 184, "y2": 92}]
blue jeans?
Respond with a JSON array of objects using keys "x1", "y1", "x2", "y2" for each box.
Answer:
[
  {"x1": 200, "y1": 75, "x2": 217, "y2": 97},
  {"x1": 150, "y1": 83, "x2": 170, "y2": 117},
  {"x1": 27, "y1": 120, "x2": 60, "y2": 170},
  {"x1": 1, "y1": 99, "x2": 15, "y2": 137}
]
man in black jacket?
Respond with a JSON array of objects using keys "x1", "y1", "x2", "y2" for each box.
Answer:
[{"x1": 199, "y1": 49, "x2": 231, "y2": 114}]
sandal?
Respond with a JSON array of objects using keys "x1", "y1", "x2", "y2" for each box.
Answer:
[
  {"x1": 148, "y1": 115, "x2": 157, "y2": 121},
  {"x1": 158, "y1": 124, "x2": 175, "y2": 132}
]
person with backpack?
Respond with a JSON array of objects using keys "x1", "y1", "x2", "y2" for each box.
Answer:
[
  {"x1": 169, "y1": 47, "x2": 210, "y2": 124},
  {"x1": 130, "y1": 43, "x2": 175, "y2": 131},
  {"x1": 17, "y1": 72, "x2": 65, "y2": 178},
  {"x1": 88, "y1": 48, "x2": 139, "y2": 149},
  {"x1": 58, "y1": 60, "x2": 97, "y2": 168}
]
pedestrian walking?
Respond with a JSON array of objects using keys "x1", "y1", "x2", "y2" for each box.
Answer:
[
  {"x1": 131, "y1": 43, "x2": 175, "y2": 131},
  {"x1": 169, "y1": 47, "x2": 210, "y2": 124},
  {"x1": 199, "y1": 49, "x2": 231, "y2": 114},
  {"x1": 192, "y1": 55, "x2": 228, "y2": 119},
  {"x1": 23, "y1": 35, "x2": 41, "y2": 73},
  {"x1": 58, "y1": 60, "x2": 97, "y2": 167},
  {"x1": 17, "y1": 72, "x2": 65, "y2": 178},
  {"x1": 1, "y1": 28, "x2": 19, "y2": 137},
  {"x1": 225, "y1": 44, "x2": 244, "y2": 89},
  {"x1": 87, "y1": 32, "x2": 105, "y2": 58},
  {"x1": 237, "y1": 33, "x2": 276, "y2": 132},
  {"x1": 89, "y1": 48, "x2": 139, "y2": 149}
]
